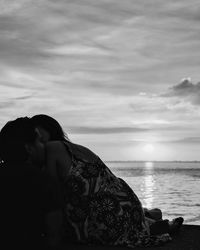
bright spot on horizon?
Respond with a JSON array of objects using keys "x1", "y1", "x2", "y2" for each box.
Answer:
[
  {"x1": 145, "y1": 161, "x2": 154, "y2": 168},
  {"x1": 143, "y1": 144, "x2": 155, "y2": 154}
]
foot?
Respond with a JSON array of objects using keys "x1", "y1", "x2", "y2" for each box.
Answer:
[
  {"x1": 169, "y1": 217, "x2": 184, "y2": 235},
  {"x1": 144, "y1": 208, "x2": 162, "y2": 221}
]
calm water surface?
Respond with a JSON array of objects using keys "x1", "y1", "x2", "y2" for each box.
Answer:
[{"x1": 106, "y1": 161, "x2": 200, "y2": 225}]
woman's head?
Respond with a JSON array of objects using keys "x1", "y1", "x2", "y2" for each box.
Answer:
[
  {"x1": 0, "y1": 117, "x2": 45, "y2": 166},
  {"x1": 31, "y1": 114, "x2": 68, "y2": 143}
]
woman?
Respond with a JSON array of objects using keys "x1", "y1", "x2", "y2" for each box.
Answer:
[{"x1": 31, "y1": 114, "x2": 183, "y2": 248}]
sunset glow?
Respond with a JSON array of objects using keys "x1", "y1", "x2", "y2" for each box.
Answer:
[{"x1": 143, "y1": 144, "x2": 155, "y2": 154}]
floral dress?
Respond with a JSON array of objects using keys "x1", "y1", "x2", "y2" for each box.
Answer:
[{"x1": 61, "y1": 142, "x2": 171, "y2": 248}]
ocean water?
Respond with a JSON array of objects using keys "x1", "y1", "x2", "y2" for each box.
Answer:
[{"x1": 106, "y1": 161, "x2": 200, "y2": 225}]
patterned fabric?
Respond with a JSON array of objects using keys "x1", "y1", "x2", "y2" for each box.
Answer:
[{"x1": 61, "y1": 142, "x2": 171, "y2": 248}]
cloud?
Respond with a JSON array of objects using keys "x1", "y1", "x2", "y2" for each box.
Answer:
[
  {"x1": 15, "y1": 94, "x2": 34, "y2": 100},
  {"x1": 166, "y1": 78, "x2": 199, "y2": 95},
  {"x1": 162, "y1": 78, "x2": 200, "y2": 105},
  {"x1": 1, "y1": 1, "x2": 200, "y2": 151},
  {"x1": 67, "y1": 123, "x2": 188, "y2": 136},
  {"x1": 129, "y1": 93, "x2": 194, "y2": 117},
  {"x1": 1, "y1": 0, "x2": 200, "y2": 101},
  {"x1": 68, "y1": 126, "x2": 148, "y2": 134},
  {"x1": 0, "y1": 0, "x2": 31, "y2": 16},
  {"x1": 165, "y1": 137, "x2": 200, "y2": 144}
]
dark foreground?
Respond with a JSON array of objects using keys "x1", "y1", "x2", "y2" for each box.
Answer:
[{"x1": 63, "y1": 225, "x2": 200, "y2": 250}]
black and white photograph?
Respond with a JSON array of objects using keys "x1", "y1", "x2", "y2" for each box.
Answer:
[{"x1": 0, "y1": 1, "x2": 200, "y2": 249}]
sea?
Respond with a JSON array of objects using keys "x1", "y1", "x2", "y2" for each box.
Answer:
[{"x1": 106, "y1": 161, "x2": 200, "y2": 225}]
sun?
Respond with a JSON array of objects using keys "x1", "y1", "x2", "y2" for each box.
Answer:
[{"x1": 143, "y1": 144, "x2": 155, "y2": 153}]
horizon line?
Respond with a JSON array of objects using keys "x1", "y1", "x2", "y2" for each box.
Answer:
[{"x1": 104, "y1": 160, "x2": 200, "y2": 163}]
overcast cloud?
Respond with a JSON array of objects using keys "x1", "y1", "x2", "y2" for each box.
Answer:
[{"x1": 1, "y1": 0, "x2": 200, "y2": 160}]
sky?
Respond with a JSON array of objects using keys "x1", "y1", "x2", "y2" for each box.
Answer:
[{"x1": 1, "y1": 0, "x2": 200, "y2": 161}]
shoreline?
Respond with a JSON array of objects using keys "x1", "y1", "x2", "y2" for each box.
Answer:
[{"x1": 65, "y1": 225, "x2": 200, "y2": 250}]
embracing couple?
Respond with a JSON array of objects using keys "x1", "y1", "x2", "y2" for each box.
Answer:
[{"x1": 0, "y1": 115, "x2": 184, "y2": 250}]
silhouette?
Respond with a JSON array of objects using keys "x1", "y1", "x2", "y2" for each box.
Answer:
[
  {"x1": 31, "y1": 114, "x2": 183, "y2": 248},
  {"x1": 0, "y1": 117, "x2": 63, "y2": 249}
]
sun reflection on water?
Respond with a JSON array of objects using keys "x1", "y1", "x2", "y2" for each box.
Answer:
[
  {"x1": 145, "y1": 161, "x2": 154, "y2": 169},
  {"x1": 142, "y1": 162, "x2": 155, "y2": 208}
]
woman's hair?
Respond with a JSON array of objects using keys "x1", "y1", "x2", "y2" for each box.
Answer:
[
  {"x1": 0, "y1": 117, "x2": 37, "y2": 163},
  {"x1": 31, "y1": 114, "x2": 69, "y2": 141}
]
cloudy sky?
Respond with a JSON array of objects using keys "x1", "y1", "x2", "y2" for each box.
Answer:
[{"x1": 1, "y1": 0, "x2": 200, "y2": 161}]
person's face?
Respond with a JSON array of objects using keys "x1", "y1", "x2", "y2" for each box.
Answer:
[
  {"x1": 36, "y1": 126, "x2": 50, "y2": 143},
  {"x1": 27, "y1": 129, "x2": 45, "y2": 168}
]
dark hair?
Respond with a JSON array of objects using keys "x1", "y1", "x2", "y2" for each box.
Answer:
[
  {"x1": 0, "y1": 117, "x2": 37, "y2": 164},
  {"x1": 31, "y1": 114, "x2": 68, "y2": 141}
]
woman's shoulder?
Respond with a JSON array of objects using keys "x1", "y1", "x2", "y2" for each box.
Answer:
[
  {"x1": 66, "y1": 141, "x2": 99, "y2": 162},
  {"x1": 46, "y1": 140, "x2": 101, "y2": 163},
  {"x1": 46, "y1": 141, "x2": 71, "y2": 158},
  {"x1": 46, "y1": 141, "x2": 72, "y2": 167}
]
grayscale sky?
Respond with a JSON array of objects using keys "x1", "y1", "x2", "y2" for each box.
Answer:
[{"x1": 1, "y1": 0, "x2": 200, "y2": 161}]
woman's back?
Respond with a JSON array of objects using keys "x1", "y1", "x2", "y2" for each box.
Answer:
[
  {"x1": 65, "y1": 141, "x2": 99, "y2": 162},
  {"x1": 52, "y1": 141, "x2": 171, "y2": 247}
]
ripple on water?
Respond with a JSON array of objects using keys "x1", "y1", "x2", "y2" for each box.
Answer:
[{"x1": 110, "y1": 162, "x2": 200, "y2": 225}]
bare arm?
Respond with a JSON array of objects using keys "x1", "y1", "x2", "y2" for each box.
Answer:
[
  {"x1": 41, "y1": 168, "x2": 65, "y2": 250},
  {"x1": 45, "y1": 141, "x2": 72, "y2": 181},
  {"x1": 44, "y1": 209, "x2": 63, "y2": 249}
]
